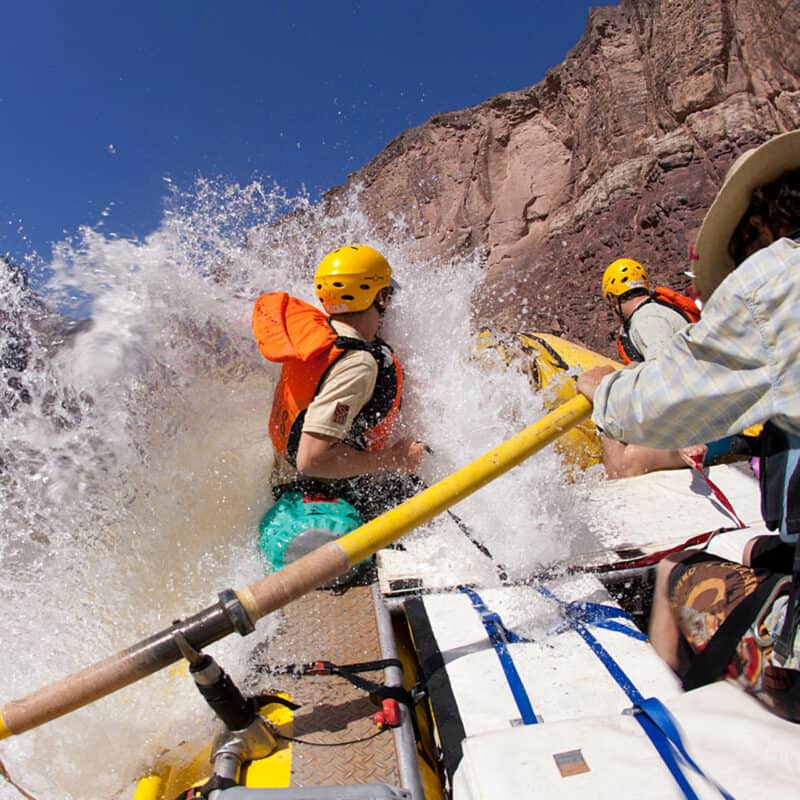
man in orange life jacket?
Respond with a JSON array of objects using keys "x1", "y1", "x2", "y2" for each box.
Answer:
[
  {"x1": 252, "y1": 244, "x2": 426, "y2": 573},
  {"x1": 599, "y1": 258, "x2": 706, "y2": 478}
]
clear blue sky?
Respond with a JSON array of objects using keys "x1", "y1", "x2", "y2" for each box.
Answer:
[{"x1": 1, "y1": 1, "x2": 604, "y2": 266}]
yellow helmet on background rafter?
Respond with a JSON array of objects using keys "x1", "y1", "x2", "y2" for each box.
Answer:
[
  {"x1": 602, "y1": 258, "x2": 650, "y2": 300},
  {"x1": 314, "y1": 244, "x2": 393, "y2": 314}
]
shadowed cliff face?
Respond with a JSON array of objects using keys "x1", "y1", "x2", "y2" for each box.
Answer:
[{"x1": 323, "y1": 0, "x2": 800, "y2": 356}]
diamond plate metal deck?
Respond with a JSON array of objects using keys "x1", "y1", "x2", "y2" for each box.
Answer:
[{"x1": 249, "y1": 583, "x2": 401, "y2": 788}]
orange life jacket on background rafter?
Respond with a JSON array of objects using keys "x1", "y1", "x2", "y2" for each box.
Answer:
[{"x1": 616, "y1": 287, "x2": 701, "y2": 364}]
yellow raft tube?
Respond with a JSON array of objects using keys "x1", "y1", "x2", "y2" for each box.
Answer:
[{"x1": 477, "y1": 329, "x2": 620, "y2": 476}]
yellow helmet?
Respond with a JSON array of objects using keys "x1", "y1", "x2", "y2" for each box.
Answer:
[
  {"x1": 314, "y1": 244, "x2": 393, "y2": 314},
  {"x1": 602, "y1": 258, "x2": 650, "y2": 299}
]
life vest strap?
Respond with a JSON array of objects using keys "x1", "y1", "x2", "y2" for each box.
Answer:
[{"x1": 617, "y1": 287, "x2": 700, "y2": 364}]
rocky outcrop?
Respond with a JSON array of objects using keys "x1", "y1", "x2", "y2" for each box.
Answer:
[{"x1": 324, "y1": 0, "x2": 800, "y2": 355}]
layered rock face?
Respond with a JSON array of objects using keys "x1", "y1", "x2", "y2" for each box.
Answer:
[{"x1": 325, "y1": 0, "x2": 800, "y2": 356}]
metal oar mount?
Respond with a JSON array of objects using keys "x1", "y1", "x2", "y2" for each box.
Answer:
[{"x1": 0, "y1": 395, "x2": 591, "y2": 739}]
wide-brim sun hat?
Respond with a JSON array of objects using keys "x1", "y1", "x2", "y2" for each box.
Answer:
[{"x1": 692, "y1": 129, "x2": 800, "y2": 301}]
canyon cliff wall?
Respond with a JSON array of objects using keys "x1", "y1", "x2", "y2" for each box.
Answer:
[{"x1": 323, "y1": 0, "x2": 800, "y2": 355}]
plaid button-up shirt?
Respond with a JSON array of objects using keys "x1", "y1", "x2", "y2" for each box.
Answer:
[{"x1": 592, "y1": 236, "x2": 800, "y2": 447}]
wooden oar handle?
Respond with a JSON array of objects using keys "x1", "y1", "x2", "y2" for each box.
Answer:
[{"x1": 0, "y1": 545, "x2": 353, "y2": 740}]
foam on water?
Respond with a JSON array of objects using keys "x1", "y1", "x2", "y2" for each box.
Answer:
[{"x1": 0, "y1": 179, "x2": 593, "y2": 799}]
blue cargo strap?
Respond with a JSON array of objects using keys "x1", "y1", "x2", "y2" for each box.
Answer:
[
  {"x1": 538, "y1": 585, "x2": 734, "y2": 800},
  {"x1": 459, "y1": 587, "x2": 537, "y2": 725},
  {"x1": 554, "y1": 598, "x2": 648, "y2": 641}
]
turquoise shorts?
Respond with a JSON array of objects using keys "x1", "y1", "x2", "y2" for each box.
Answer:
[{"x1": 258, "y1": 489, "x2": 364, "y2": 571}]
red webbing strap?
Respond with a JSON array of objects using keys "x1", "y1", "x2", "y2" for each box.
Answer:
[
  {"x1": 593, "y1": 529, "x2": 721, "y2": 573},
  {"x1": 691, "y1": 455, "x2": 747, "y2": 529},
  {"x1": 585, "y1": 460, "x2": 747, "y2": 574}
]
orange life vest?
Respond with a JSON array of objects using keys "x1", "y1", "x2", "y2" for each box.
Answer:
[
  {"x1": 616, "y1": 286, "x2": 701, "y2": 364},
  {"x1": 252, "y1": 292, "x2": 403, "y2": 465}
]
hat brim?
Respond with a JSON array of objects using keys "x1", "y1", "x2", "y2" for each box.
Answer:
[{"x1": 692, "y1": 129, "x2": 800, "y2": 301}]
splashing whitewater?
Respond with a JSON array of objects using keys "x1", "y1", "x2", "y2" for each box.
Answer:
[{"x1": 0, "y1": 178, "x2": 592, "y2": 799}]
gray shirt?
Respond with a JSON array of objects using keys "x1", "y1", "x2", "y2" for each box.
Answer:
[{"x1": 627, "y1": 300, "x2": 690, "y2": 360}]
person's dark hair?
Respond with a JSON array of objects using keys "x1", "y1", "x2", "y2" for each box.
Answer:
[
  {"x1": 729, "y1": 167, "x2": 800, "y2": 264},
  {"x1": 619, "y1": 287, "x2": 650, "y2": 302}
]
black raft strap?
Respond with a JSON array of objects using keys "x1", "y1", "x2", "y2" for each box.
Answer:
[
  {"x1": 682, "y1": 572, "x2": 787, "y2": 691},
  {"x1": 773, "y1": 540, "x2": 800, "y2": 664},
  {"x1": 306, "y1": 659, "x2": 413, "y2": 706},
  {"x1": 252, "y1": 658, "x2": 412, "y2": 705},
  {"x1": 249, "y1": 693, "x2": 301, "y2": 711},
  {"x1": 404, "y1": 595, "x2": 466, "y2": 783}
]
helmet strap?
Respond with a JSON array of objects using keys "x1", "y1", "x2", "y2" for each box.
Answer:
[
  {"x1": 607, "y1": 294, "x2": 623, "y2": 321},
  {"x1": 374, "y1": 287, "x2": 392, "y2": 316}
]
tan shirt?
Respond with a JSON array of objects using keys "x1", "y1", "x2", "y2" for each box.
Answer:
[
  {"x1": 272, "y1": 319, "x2": 378, "y2": 483},
  {"x1": 302, "y1": 319, "x2": 378, "y2": 438}
]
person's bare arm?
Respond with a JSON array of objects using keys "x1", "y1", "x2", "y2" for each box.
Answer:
[
  {"x1": 677, "y1": 443, "x2": 709, "y2": 468},
  {"x1": 295, "y1": 432, "x2": 426, "y2": 479},
  {"x1": 575, "y1": 365, "x2": 616, "y2": 402}
]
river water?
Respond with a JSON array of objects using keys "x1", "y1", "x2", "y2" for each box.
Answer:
[{"x1": 0, "y1": 179, "x2": 594, "y2": 799}]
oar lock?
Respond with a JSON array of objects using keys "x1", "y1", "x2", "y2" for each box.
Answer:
[
  {"x1": 218, "y1": 588, "x2": 256, "y2": 635},
  {"x1": 167, "y1": 589, "x2": 255, "y2": 672},
  {"x1": 170, "y1": 627, "x2": 279, "y2": 791}
]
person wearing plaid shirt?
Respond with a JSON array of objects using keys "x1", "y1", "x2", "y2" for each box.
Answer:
[{"x1": 577, "y1": 130, "x2": 800, "y2": 720}]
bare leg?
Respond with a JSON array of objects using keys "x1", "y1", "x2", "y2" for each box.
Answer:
[
  {"x1": 649, "y1": 551, "x2": 698, "y2": 674},
  {"x1": 600, "y1": 437, "x2": 629, "y2": 479},
  {"x1": 742, "y1": 536, "x2": 760, "y2": 567}
]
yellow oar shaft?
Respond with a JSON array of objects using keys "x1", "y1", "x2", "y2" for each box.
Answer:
[
  {"x1": 0, "y1": 395, "x2": 591, "y2": 739},
  {"x1": 339, "y1": 394, "x2": 588, "y2": 564}
]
